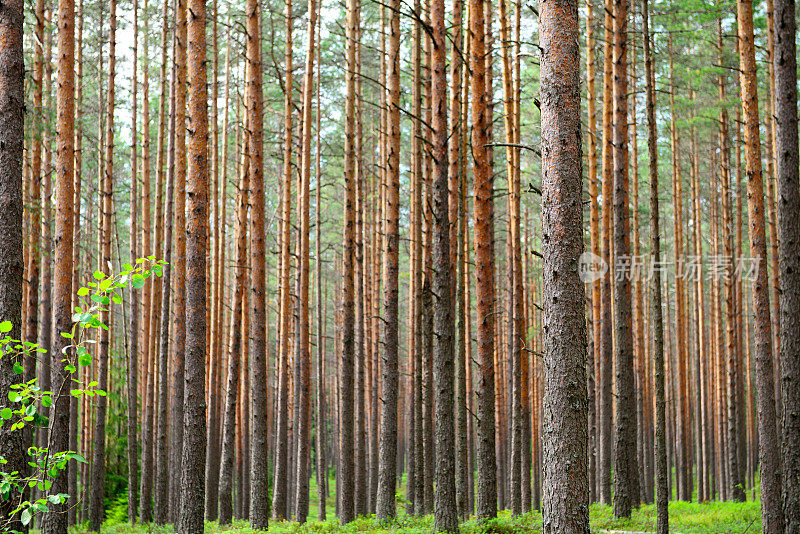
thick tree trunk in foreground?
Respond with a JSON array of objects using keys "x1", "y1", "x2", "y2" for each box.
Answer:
[
  {"x1": 471, "y1": 0, "x2": 497, "y2": 520},
  {"x1": 540, "y1": 1, "x2": 588, "y2": 533},
  {"x1": 737, "y1": 0, "x2": 784, "y2": 531},
  {"x1": 179, "y1": 0, "x2": 210, "y2": 528},
  {"x1": 0, "y1": 0, "x2": 25, "y2": 530},
  {"x1": 774, "y1": 0, "x2": 800, "y2": 530},
  {"x1": 375, "y1": 0, "x2": 400, "y2": 520}
]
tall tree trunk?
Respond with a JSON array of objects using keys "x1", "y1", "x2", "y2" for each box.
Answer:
[
  {"x1": 294, "y1": 0, "x2": 317, "y2": 522},
  {"x1": 272, "y1": 0, "x2": 293, "y2": 520},
  {"x1": 642, "y1": 1, "x2": 667, "y2": 529},
  {"x1": 431, "y1": 0, "x2": 457, "y2": 527},
  {"x1": 737, "y1": 0, "x2": 784, "y2": 531},
  {"x1": 612, "y1": 0, "x2": 638, "y2": 517},
  {"x1": 0, "y1": 0, "x2": 25, "y2": 530},
  {"x1": 179, "y1": 0, "x2": 210, "y2": 527},
  {"x1": 50, "y1": 0, "x2": 75, "y2": 524},
  {"x1": 375, "y1": 0, "x2": 400, "y2": 519},
  {"x1": 68, "y1": 0, "x2": 84, "y2": 523},
  {"x1": 127, "y1": 0, "x2": 140, "y2": 520},
  {"x1": 598, "y1": 0, "x2": 614, "y2": 505},
  {"x1": 219, "y1": 111, "x2": 248, "y2": 525},
  {"x1": 585, "y1": 0, "x2": 599, "y2": 503},
  {"x1": 170, "y1": 0, "x2": 188, "y2": 517},
  {"x1": 471, "y1": 0, "x2": 497, "y2": 519},
  {"x1": 154, "y1": 12, "x2": 176, "y2": 520},
  {"x1": 246, "y1": 0, "x2": 267, "y2": 526},
  {"x1": 775, "y1": 0, "x2": 800, "y2": 528},
  {"x1": 539, "y1": 0, "x2": 588, "y2": 531},
  {"x1": 88, "y1": 1, "x2": 115, "y2": 527}
]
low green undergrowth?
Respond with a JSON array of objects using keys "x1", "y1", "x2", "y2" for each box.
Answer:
[{"x1": 68, "y1": 499, "x2": 760, "y2": 533}]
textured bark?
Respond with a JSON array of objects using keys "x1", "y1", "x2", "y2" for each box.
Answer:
[
  {"x1": 154, "y1": 14, "x2": 176, "y2": 521},
  {"x1": 431, "y1": 0, "x2": 457, "y2": 528},
  {"x1": 471, "y1": 0, "x2": 497, "y2": 519},
  {"x1": 246, "y1": 0, "x2": 267, "y2": 527},
  {"x1": 170, "y1": 0, "x2": 188, "y2": 517},
  {"x1": 450, "y1": 0, "x2": 468, "y2": 518},
  {"x1": 598, "y1": 0, "x2": 614, "y2": 505},
  {"x1": 375, "y1": 0, "x2": 400, "y2": 519},
  {"x1": 336, "y1": 0, "x2": 357, "y2": 522},
  {"x1": 539, "y1": 0, "x2": 588, "y2": 531},
  {"x1": 737, "y1": 0, "x2": 784, "y2": 531},
  {"x1": 179, "y1": 0, "x2": 210, "y2": 527},
  {"x1": 127, "y1": 0, "x2": 140, "y2": 520},
  {"x1": 642, "y1": 1, "x2": 666, "y2": 529},
  {"x1": 271, "y1": 0, "x2": 293, "y2": 520},
  {"x1": 611, "y1": 0, "x2": 638, "y2": 517},
  {"x1": 88, "y1": 1, "x2": 115, "y2": 527},
  {"x1": 585, "y1": 0, "x2": 599, "y2": 503},
  {"x1": 314, "y1": 31, "x2": 327, "y2": 519},
  {"x1": 294, "y1": 0, "x2": 317, "y2": 522},
  {"x1": 27, "y1": 0, "x2": 43, "y2": 385},
  {"x1": 775, "y1": 0, "x2": 800, "y2": 529},
  {"x1": 49, "y1": 0, "x2": 75, "y2": 525},
  {"x1": 0, "y1": 0, "x2": 25, "y2": 529},
  {"x1": 68, "y1": 1, "x2": 83, "y2": 523}
]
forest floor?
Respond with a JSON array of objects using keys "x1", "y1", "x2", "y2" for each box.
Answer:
[{"x1": 66, "y1": 477, "x2": 762, "y2": 534}]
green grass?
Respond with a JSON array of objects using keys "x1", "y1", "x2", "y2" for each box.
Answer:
[
  {"x1": 68, "y1": 500, "x2": 761, "y2": 533},
  {"x1": 66, "y1": 472, "x2": 761, "y2": 533}
]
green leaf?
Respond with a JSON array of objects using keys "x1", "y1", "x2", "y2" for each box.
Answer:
[
  {"x1": 112, "y1": 294, "x2": 122, "y2": 305},
  {"x1": 123, "y1": 262, "x2": 134, "y2": 272},
  {"x1": 0, "y1": 321, "x2": 12, "y2": 333},
  {"x1": 13, "y1": 362, "x2": 23, "y2": 375},
  {"x1": 92, "y1": 270, "x2": 106, "y2": 280},
  {"x1": 60, "y1": 332, "x2": 73, "y2": 340},
  {"x1": 0, "y1": 408, "x2": 11, "y2": 420},
  {"x1": 76, "y1": 287, "x2": 91, "y2": 297},
  {"x1": 78, "y1": 352, "x2": 91, "y2": 367},
  {"x1": 41, "y1": 396, "x2": 51, "y2": 408},
  {"x1": 132, "y1": 276, "x2": 146, "y2": 289},
  {"x1": 95, "y1": 389, "x2": 107, "y2": 397}
]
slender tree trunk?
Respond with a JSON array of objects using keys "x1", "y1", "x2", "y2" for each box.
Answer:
[
  {"x1": 642, "y1": 1, "x2": 667, "y2": 530},
  {"x1": 272, "y1": 0, "x2": 293, "y2": 520},
  {"x1": 245, "y1": 0, "x2": 267, "y2": 526},
  {"x1": 431, "y1": 0, "x2": 457, "y2": 527},
  {"x1": 775, "y1": 0, "x2": 800, "y2": 528},
  {"x1": 612, "y1": 0, "x2": 638, "y2": 517},
  {"x1": 598, "y1": 0, "x2": 614, "y2": 505},
  {"x1": 49, "y1": 0, "x2": 75, "y2": 524},
  {"x1": 471, "y1": 0, "x2": 497, "y2": 519},
  {"x1": 170, "y1": 0, "x2": 188, "y2": 517},
  {"x1": 294, "y1": 0, "x2": 317, "y2": 521},
  {"x1": 539, "y1": 0, "x2": 588, "y2": 531},
  {"x1": 375, "y1": 0, "x2": 400, "y2": 519},
  {"x1": 154, "y1": 13, "x2": 176, "y2": 520},
  {"x1": 127, "y1": 0, "x2": 140, "y2": 520},
  {"x1": 737, "y1": 0, "x2": 784, "y2": 530},
  {"x1": 88, "y1": 2, "x2": 115, "y2": 527}
]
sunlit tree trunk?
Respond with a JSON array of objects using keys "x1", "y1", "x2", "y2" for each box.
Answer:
[{"x1": 737, "y1": 0, "x2": 784, "y2": 530}]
